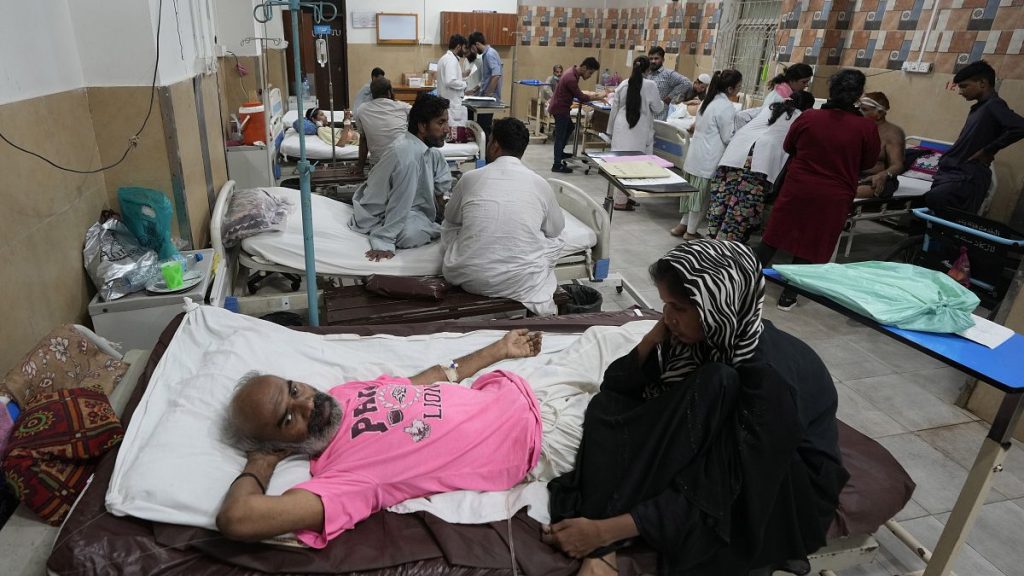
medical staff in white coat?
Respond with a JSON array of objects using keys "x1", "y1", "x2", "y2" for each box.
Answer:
[
  {"x1": 438, "y1": 34, "x2": 469, "y2": 128},
  {"x1": 607, "y1": 56, "x2": 664, "y2": 210},
  {"x1": 673, "y1": 69, "x2": 743, "y2": 239}
]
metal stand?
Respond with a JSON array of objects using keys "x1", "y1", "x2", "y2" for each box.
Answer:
[{"x1": 254, "y1": 0, "x2": 338, "y2": 326}]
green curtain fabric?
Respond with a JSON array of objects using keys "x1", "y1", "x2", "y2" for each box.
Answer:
[{"x1": 774, "y1": 262, "x2": 979, "y2": 333}]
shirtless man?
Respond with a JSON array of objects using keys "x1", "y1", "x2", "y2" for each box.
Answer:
[{"x1": 856, "y1": 92, "x2": 906, "y2": 198}]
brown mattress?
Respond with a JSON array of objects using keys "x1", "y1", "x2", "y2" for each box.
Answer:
[{"x1": 47, "y1": 311, "x2": 914, "y2": 575}]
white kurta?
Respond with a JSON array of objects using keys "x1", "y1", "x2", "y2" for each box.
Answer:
[
  {"x1": 437, "y1": 50, "x2": 467, "y2": 126},
  {"x1": 441, "y1": 156, "x2": 565, "y2": 315},
  {"x1": 682, "y1": 93, "x2": 737, "y2": 179},
  {"x1": 607, "y1": 79, "x2": 665, "y2": 154}
]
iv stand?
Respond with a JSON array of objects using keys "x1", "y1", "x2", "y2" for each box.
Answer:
[
  {"x1": 316, "y1": 35, "x2": 336, "y2": 166},
  {"x1": 254, "y1": 0, "x2": 337, "y2": 326}
]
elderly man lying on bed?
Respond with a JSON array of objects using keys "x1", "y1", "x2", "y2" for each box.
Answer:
[
  {"x1": 216, "y1": 329, "x2": 544, "y2": 548},
  {"x1": 442, "y1": 117, "x2": 565, "y2": 316},
  {"x1": 349, "y1": 93, "x2": 454, "y2": 262}
]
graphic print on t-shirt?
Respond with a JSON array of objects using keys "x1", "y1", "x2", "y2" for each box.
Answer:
[{"x1": 349, "y1": 383, "x2": 444, "y2": 442}]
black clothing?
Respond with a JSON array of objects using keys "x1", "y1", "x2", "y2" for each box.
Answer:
[{"x1": 548, "y1": 322, "x2": 848, "y2": 575}]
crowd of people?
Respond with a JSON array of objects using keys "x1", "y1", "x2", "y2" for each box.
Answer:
[{"x1": 216, "y1": 40, "x2": 1024, "y2": 574}]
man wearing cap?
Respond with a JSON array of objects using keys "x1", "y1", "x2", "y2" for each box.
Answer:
[{"x1": 684, "y1": 73, "x2": 712, "y2": 104}]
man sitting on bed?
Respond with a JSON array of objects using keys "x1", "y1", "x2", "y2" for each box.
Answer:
[
  {"x1": 355, "y1": 77, "x2": 412, "y2": 172},
  {"x1": 925, "y1": 60, "x2": 1024, "y2": 214},
  {"x1": 442, "y1": 117, "x2": 565, "y2": 316},
  {"x1": 216, "y1": 329, "x2": 543, "y2": 548},
  {"x1": 349, "y1": 93, "x2": 454, "y2": 261}
]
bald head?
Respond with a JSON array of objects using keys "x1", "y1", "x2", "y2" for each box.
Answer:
[{"x1": 222, "y1": 373, "x2": 342, "y2": 457}]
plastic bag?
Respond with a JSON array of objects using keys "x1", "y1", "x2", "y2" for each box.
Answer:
[
  {"x1": 774, "y1": 261, "x2": 979, "y2": 333},
  {"x1": 947, "y1": 246, "x2": 971, "y2": 287},
  {"x1": 222, "y1": 188, "x2": 294, "y2": 248},
  {"x1": 83, "y1": 211, "x2": 160, "y2": 301}
]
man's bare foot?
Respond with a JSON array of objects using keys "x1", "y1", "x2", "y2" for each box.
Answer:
[{"x1": 578, "y1": 553, "x2": 617, "y2": 575}]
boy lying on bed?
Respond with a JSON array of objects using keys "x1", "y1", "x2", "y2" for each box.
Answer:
[{"x1": 216, "y1": 329, "x2": 544, "y2": 548}]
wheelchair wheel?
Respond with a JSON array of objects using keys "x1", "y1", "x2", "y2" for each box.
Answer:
[{"x1": 884, "y1": 234, "x2": 924, "y2": 264}]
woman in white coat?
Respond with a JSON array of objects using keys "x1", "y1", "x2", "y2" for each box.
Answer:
[
  {"x1": 672, "y1": 69, "x2": 743, "y2": 239},
  {"x1": 607, "y1": 56, "x2": 665, "y2": 210}
]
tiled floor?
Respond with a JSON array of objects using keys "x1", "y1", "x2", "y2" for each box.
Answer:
[{"x1": 520, "y1": 140, "x2": 1024, "y2": 576}]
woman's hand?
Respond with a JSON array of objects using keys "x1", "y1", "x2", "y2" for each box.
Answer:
[
  {"x1": 498, "y1": 329, "x2": 543, "y2": 359},
  {"x1": 644, "y1": 319, "x2": 669, "y2": 345},
  {"x1": 542, "y1": 518, "x2": 608, "y2": 558}
]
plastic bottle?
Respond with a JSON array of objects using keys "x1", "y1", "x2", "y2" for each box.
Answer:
[
  {"x1": 173, "y1": 252, "x2": 204, "y2": 273},
  {"x1": 302, "y1": 77, "x2": 311, "y2": 101}
]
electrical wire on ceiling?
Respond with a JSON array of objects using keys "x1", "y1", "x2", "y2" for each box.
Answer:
[{"x1": 0, "y1": 0, "x2": 165, "y2": 174}]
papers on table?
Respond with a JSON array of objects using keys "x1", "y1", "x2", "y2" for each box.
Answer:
[
  {"x1": 601, "y1": 161, "x2": 673, "y2": 179},
  {"x1": 957, "y1": 314, "x2": 1014, "y2": 349},
  {"x1": 603, "y1": 154, "x2": 674, "y2": 168},
  {"x1": 463, "y1": 95, "x2": 497, "y2": 102},
  {"x1": 619, "y1": 172, "x2": 689, "y2": 186}
]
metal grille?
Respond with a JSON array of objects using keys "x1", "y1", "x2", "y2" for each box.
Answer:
[{"x1": 714, "y1": 0, "x2": 781, "y2": 99}]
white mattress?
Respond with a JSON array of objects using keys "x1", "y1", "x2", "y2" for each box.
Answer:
[
  {"x1": 853, "y1": 174, "x2": 931, "y2": 205},
  {"x1": 105, "y1": 304, "x2": 654, "y2": 530},
  {"x1": 240, "y1": 186, "x2": 598, "y2": 277},
  {"x1": 279, "y1": 129, "x2": 480, "y2": 161}
]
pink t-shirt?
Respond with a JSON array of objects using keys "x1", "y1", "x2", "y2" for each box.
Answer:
[{"x1": 293, "y1": 370, "x2": 542, "y2": 548}]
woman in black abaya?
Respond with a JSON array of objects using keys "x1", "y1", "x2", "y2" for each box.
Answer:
[{"x1": 546, "y1": 240, "x2": 849, "y2": 575}]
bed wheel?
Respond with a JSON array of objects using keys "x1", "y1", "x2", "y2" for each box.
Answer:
[
  {"x1": 290, "y1": 279, "x2": 301, "y2": 291},
  {"x1": 616, "y1": 285, "x2": 624, "y2": 294}
]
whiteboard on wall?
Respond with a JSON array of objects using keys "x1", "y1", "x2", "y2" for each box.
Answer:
[{"x1": 376, "y1": 13, "x2": 418, "y2": 45}]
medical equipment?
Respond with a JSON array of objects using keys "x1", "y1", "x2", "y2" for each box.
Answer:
[
  {"x1": 252, "y1": 0, "x2": 339, "y2": 326},
  {"x1": 315, "y1": 38, "x2": 328, "y2": 67}
]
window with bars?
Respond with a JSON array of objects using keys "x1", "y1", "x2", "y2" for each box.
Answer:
[{"x1": 714, "y1": 0, "x2": 782, "y2": 99}]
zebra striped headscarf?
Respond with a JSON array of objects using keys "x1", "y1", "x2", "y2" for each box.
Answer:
[{"x1": 651, "y1": 240, "x2": 765, "y2": 397}]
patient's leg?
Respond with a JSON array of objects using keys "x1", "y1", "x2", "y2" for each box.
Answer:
[{"x1": 394, "y1": 212, "x2": 441, "y2": 249}]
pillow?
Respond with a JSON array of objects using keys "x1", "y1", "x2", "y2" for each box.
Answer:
[
  {"x1": 222, "y1": 188, "x2": 295, "y2": 248},
  {"x1": 903, "y1": 146, "x2": 944, "y2": 181},
  {"x1": 3, "y1": 388, "x2": 124, "y2": 525},
  {"x1": 0, "y1": 324, "x2": 127, "y2": 406}
]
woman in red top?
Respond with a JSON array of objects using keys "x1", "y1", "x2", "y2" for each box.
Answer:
[{"x1": 757, "y1": 69, "x2": 881, "y2": 309}]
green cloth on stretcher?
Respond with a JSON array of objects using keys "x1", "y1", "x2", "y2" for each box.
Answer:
[{"x1": 773, "y1": 261, "x2": 980, "y2": 333}]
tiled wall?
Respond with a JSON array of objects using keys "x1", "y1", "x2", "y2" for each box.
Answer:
[
  {"x1": 519, "y1": 0, "x2": 1024, "y2": 80},
  {"x1": 516, "y1": 3, "x2": 722, "y2": 56},
  {"x1": 778, "y1": 0, "x2": 1024, "y2": 78}
]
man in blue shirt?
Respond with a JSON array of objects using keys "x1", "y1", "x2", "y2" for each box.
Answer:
[
  {"x1": 926, "y1": 60, "x2": 1024, "y2": 214},
  {"x1": 467, "y1": 31, "x2": 503, "y2": 135}
]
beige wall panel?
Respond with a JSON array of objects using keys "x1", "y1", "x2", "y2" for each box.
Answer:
[
  {"x1": 202, "y1": 73, "x2": 229, "y2": 202},
  {"x1": 168, "y1": 79, "x2": 211, "y2": 249},
  {"x1": 0, "y1": 89, "x2": 110, "y2": 377}
]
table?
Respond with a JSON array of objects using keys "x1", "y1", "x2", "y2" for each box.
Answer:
[
  {"x1": 764, "y1": 268, "x2": 1024, "y2": 576},
  {"x1": 588, "y1": 150, "x2": 698, "y2": 220},
  {"x1": 464, "y1": 99, "x2": 509, "y2": 126},
  {"x1": 564, "y1": 100, "x2": 611, "y2": 174},
  {"x1": 392, "y1": 84, "x2": 434, "y2": 104},
  {"x1": 515, "y1": 79, "x2": 549, "y2": 139}
]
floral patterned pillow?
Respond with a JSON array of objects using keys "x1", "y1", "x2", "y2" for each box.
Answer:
[{"x1": 0, "y1": 325, "x2": 127, "y2": 406}]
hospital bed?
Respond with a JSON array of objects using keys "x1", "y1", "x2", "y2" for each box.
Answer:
[
  {"x1": 653, "y1": 119, "x2": 692, "y2": 169},
  {"x1": 211, "y1": 179, "x2": 611, "y2": 297},
  {"x1": 838, "y1": 136, "x2": 999, "y2": 258},
  {"x1": 43, "y1": 307, "x2": 915, "y2": 575}
]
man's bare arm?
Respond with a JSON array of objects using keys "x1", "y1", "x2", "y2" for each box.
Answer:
[
  {"x1": 408, "y1": 329, "x2": 541, "y2": 385},
  {"x1": 217, "y1": 452, "x2": 325, "y2": 542}
]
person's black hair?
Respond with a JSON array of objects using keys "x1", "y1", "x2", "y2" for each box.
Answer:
[
  {"x1": 768, "y1": 90, "x2": 815, "y2": 125},
  {"x1": 648, "y1": 46, "x2": 666, "y2": 58},
  {"x1": 626, "y1": 56, "x2": 651, "y2": 129},
  {"x1": 369, "y1": 77, "x2": 392, "y2": 99},
  {"x1": 581, "y1": 57, "x2": 600, "y2": 71},
  {"x1": 953, "y1": 59, "x2": 996, "y2": 86},
  {"x1": 407, "y1": 93, "x2": 450, "y2": 134},
  {"x1": 491, "y1": 117, "x2": 530, "y2": 158},
  {"x1": 468, "y1": 31, "x2": 486, "y2": 46},
  {"x1": 700, "y1": 69, "x2": 743, "y2": 115},
  {"x1": 448, "y1": 34, "x2": 468, "y2": 51},
  {"x1": 769, "y1": 63, "x2": 813, "y2": 88},
  {"x1": 827, "y1": 69, "x2": 866, "y2": 109},
  {"x1": 304, "y1": 107, "x2": 321, "y2": 121},
  {"x1": 371, "y1": 67, "x2": 385, "y2": 78},
  {"x1": 553, "y1": 64, "x2": 563, "y2": 73},
  {"x1": 466, "y1": 50, "x2": 477, "y2": 63},
  {"x1": 649, "y1": 258, "x2": 688, "y2": 301}
]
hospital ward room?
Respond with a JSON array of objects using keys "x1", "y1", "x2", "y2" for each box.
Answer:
[{"x1": 5, "y1": 1, "x2": 1024, "y2": 575}]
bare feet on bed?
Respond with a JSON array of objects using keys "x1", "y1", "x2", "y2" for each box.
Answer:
[
  {"x1": 365, "y1": 249, "x2": 395, "y2": 262},
  {"x1": 578, "y1": 554, "x2": 618, "y2": 575}
]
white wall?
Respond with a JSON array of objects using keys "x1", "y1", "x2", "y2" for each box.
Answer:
[
  {"x1": 68, "y1": 0, "x2": 158, "y2": 88},
  {"x1": 345, "y1": 0, "x2": 518, "y2": 45},
  {"x1": 0, "y1": 1, "x2": 85, "y2": 105},
  {"x1": 213, "y1": 0, "x2": 284, "y2": 58}
]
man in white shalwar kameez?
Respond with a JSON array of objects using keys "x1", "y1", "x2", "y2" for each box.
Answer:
[
  {"x1": 442, "y1": 118, "x2": 565, "y2": 315},
  {"x1": 349, "y1": 94, "x2": 453, "y2": 261},
  {"x1": 437, "y1": 34, "x2": 469, "y2": 129}
]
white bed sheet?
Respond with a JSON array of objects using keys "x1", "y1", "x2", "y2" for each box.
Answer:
[
  {"x1": 279, "y1": 129, "x2": 480, "y2": 162},
  {"x1": 240, "y1": 187, "x2": 598, "y2": 277},
  {"x1": 105, "y1": 304, "x2": 653, "y2": 530},
  {"x1": 853, "y1": 174, "x2": 931, "y2": 205}
]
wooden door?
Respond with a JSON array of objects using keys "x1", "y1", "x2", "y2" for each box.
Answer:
[{"x1": 283, "y1": 5, "x2": 350, "y2": 110}]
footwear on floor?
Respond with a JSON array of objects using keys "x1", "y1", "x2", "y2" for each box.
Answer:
[
  {"x1": 551, "y1": 164, "x2": 573, "y2": 173},
  {"x1": 669, "y1": 224, "x2": 688, "y2": 237},
  {"x1": 682, "y1": 232, "x2": 704, "y2": 241},
  {"x1": 777, "y1": 291, "x2": 798, "y2": 311},
  {"x1": 613, "y1": 203, "x2": 636, "y2": 211}
]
